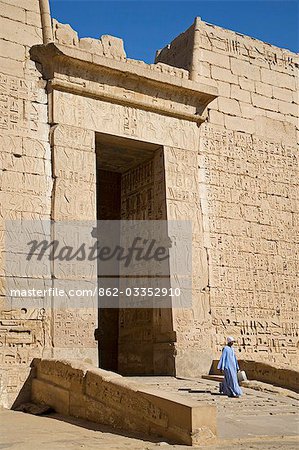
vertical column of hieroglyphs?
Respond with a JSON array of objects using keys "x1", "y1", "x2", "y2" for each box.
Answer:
[
  {"x1": 195, "y1": 20, "x2": 298, "y2": 367},
  {"x1": 50, "y1": 124, "x2": 98, "y2": 364},
  {"x1": 164, "y1": 143, "x2": 214, "y2": 376},
  {"x1": 119, "y1": 153, "x2": 164, "y2": 374},
  {"x1": 0, "y1": 1, "x2": 52, "y2": 407}
]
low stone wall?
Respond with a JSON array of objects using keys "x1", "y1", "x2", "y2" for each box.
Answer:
[
  {"x1": 210, "y1": 360, "x2": 299, "y2": 393},
  {"x1": 30, "y1": 359, "x2": 216, "y2": 446}
]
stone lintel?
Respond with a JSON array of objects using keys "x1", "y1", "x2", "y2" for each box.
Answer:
[{"x1": 30, "y1": 43, "x2": 218, "y2": 123}]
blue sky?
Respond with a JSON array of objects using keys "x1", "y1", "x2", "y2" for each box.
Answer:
[{"x1": 49, "y1": 1, "x2": 298, "y2": 63}]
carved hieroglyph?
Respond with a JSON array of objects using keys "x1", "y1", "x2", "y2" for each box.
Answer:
[
  {"x1": 164, "y1": 145, "x2": 213, "y2": 374},
  {"x1": 50, "y1": 124, "x2": 98, "y2": 361},
  {"x1": 52, "y1": 91, "x2": 200, "y2": 151},
  {"x1": 0, "y1": 0, "x2": 51, "y2": 408},
  {"x1": 0, "y1": 3, "x2": 298, "y2": 408},
  {"x1": 199, "y1": 124, "x2": 298, "y2": 366},
  {"x1": 157, "y1": 18, "x2": 298, "y2": 370}
]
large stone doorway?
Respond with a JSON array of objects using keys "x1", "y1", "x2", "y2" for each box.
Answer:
[{"x1": 96, "y1": 133, "x2": 175, "y2": 375}]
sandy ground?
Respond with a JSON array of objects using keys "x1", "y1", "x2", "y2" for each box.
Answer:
[{"x1": 0, "y1": 377, "x2": 298, "y2": 450}]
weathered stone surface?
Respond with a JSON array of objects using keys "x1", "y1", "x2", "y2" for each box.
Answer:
[
  {"x1": 261, "y1": 67, "x2": 296, "y2": 90},
  {"x1": 0, "y1": 3, "x2": 298, "y2": 410},
  {"x1": 101, "y1": 35, "x2": 126, "y2": 60},
  {"x1": 156, "y1": 17, "x2": 298, "y2": 374},
  {"x1": 30, "y1": 359, "x2": 217, "y2": 446},
  {"x1": 0, "y1": 1, "x2": 26, "y2": 23},
  {"x1": 0, "y1": 16, "x2": 42, "y2": 46},
  {"x1": 231, "y1": 57, "x2": 261, "y2": 80},
  {"x1": 218, "y1": 97, "x2": 241, "y2": 115},
  {"x1": 53, "y1": 20, "x2": 126, "y2": 60},
  {"x1": 230, "y1": 84, "x2": 251, "y2": 103},
  {"x1": 210, "y1": 359, "x2": 299, "y2": 392},
  {"x1": 52, "y1": 19, "x2": 79, "y2": 47},
  {"x1": 0, "y1": 39, "x2": 25, "y2": 61},
  {"x1": 211, "y1": 66, "x2": 238, "y2": 84}
]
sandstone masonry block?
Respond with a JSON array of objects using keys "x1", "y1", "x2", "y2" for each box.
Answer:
[
  {"x1": 216, "y1": 81, "x2": 230, "y2": 97},
  {"x1": 50, "y1": 125, "x2": 95, "y2": 152},
  {"x1": 26, "y1": 10, "x2": 42, "y2": 27},
  {"x1": 0, "y1": 56, "x2": 23, "y2": 77},
  {"x1": 1, "y1": 0, "x2": 38, "y2": 12},
  {"x1": 52, "y1": 146, "x2": 96, "y2": 178},
  {"x1": 255, "y1": 116, "x2": 297, "y2": 146},
  {"x1": 208, "y1": 98, "x2": 219, "y2": 111},
  {"x1": 0, "y1": 16, "x2": 42, "y2": 46},
  {"x1": 198, "y1": 61, "x2": 211, "y2": 78},
  {"x1": 198, "y1": 76, "x2": 218, "y2": 88},
  {"x1": 0, "y1": 153, "x2": 45, "y2": 175},
  {"x1": 231, "y1": 58, "x2": 260, "y2": 81},
  {"x1": 239, "y1": 102, "x2": 256, "y2": 119},
  {"x1": 231, "y1": 85, "x2": 251, "y2": 103},
  {"x1": 239, "y1": 78, "x2": 255, "y2": 92},
  {"x1": 0, "y1": 1, "x2": 25, "y2": 23},
  {"x1": 23, "y1": 138, "x2": 50, "y2": 158},
  {"x1": 225, "y1": 115, "x2": 254, "y2": 133},
  {"x1": 199, "y1": 49, "x2": 230, "y2": 69},
  {"x1": 79, "y1": 38, "x2": 104, "y2": 55},
  {"x1": 0, "y1": 39, "x2": 25, "y2": 61},
  {"x1": 261, "y1": 68, "x2": 296, "y2": 90},
  {"x1": 279, "y1": 114, "x2": 298, "y2": 128},
  {"x1": 218, "y1": 97, "x2": 241, "y2": 116},
  {"x1": 211, "y1": 66, "x2": 238, "y2": 84},
  {"x1": 208, "y1": 110, "x2": 225, "y2": 126},
  {"x1": 53, "y1": 19, "x2": 79, "y2": 47},
  {"x1": 255, "y1": 81, "x2": 273, "y2": 98},
  {"x1": 278, "y1": 100, "x2": 298, "y2": 116},
  {"x1": 32, "y1": 378, "x2": 70, "y2": 416},
  {"x1": 101, "y1": 35, "x2": 126, "y2": 60},
  {"x1": 252, "y1": 93, "x2": 279, "y2": 112}
]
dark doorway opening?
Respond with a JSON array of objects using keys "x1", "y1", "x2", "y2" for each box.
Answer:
[
  {"x1": 96, "y1": 169, "x2": 121, "y2": 372},
  {"x1": 96, "y1": 133, "x2": 175, "y2": 375}
]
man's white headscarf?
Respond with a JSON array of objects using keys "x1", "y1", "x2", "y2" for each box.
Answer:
[{"x1": 227, "y1": 336, "x2": 235, "y2": 344}]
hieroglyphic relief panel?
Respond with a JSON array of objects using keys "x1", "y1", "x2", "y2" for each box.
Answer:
[
  {"x1": 198, "y1": 22, "x2": 296, "y2": 72},
  {"x1": 118, "y1": 149, "x2": 168, "y2": 374},
  {"x1": 52, "y1": 91, "x2": 199, "y2": 150},
  {"x1": 0, "y1": 73, "x2": 47, "y2": 137},
  {"x1": 190, "y1": 19, "x2": 298, "y2": 370},
  {"x1": 163, "y1": 146, "x2": 212, "y2": 372},
  {"x1": 0, "y1": 307, "x2": 49, "y2": 366},
  {"x1": 50, "y1": 124, "x2": 98, "y2": 360},
  {"x1": 0, "y1": 3, "x2": 52, "y2": 406},
  {"x1": 199, "y1": 123, "x2": 298, "y2": 367},
  {"x1": 54, "y1": 69, "x2": 195, "y2": 117},
  {"x1": 51, "y1": 124, "x2": 96, "y2": 221},
  {"x1": 120, "y1": 151, "x2": 166, "y2": 221}
]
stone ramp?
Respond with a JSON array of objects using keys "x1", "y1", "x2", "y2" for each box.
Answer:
[
  {"x1": 128, "y1": 376, "x2": 299, "y2": 440},
  {"x1": 29, "y1": 359, "x2": 216, "y2": 446}
]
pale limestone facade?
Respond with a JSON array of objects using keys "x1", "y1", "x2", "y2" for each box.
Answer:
[
  {"x1": 156, "y1": 19, "x2": 299, "y2": 372},
  {"x1": 0, "y1": 1, "x2": 298, "y2": 408}
]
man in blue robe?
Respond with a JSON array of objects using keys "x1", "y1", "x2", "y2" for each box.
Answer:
[{"x1": 217, "y1": 336, "x2": 242, "y2": 397}]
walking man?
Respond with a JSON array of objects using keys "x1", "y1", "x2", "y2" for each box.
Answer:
[{"x1": 218, "y1": 336, "x2": 242, "y2": 398}]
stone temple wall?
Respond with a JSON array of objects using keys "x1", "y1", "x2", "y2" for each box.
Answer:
[
  {"x1": 0, "y1": 0, "x2": 52, "y2": 408},
  {"x1": 0, "y1": 3, "x2": 297, "y2": 408},
  {"x1": 157, "y1": 18, "x2": 298, "y2": 369}
]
